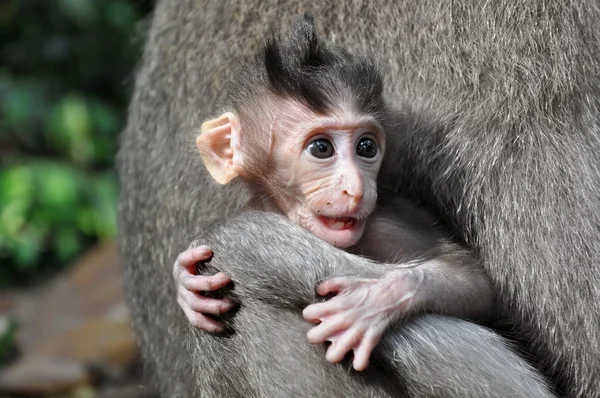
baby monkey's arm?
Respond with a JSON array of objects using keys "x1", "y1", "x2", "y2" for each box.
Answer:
[{"x1": 303, "y1": 196, "x2": 495, "y2": 371}]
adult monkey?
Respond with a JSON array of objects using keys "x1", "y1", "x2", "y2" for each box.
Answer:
[{"x1": 118, "y1": 1, "x2": 600, "y2": 398}]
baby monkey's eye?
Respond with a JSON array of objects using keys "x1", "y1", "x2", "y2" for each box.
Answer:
[
  {"x1": 356, "y1": 137, "x2": 378, "y2": 158},
  {"x1": 306, "y1": 138, "x2": 335, "y2": 159}
]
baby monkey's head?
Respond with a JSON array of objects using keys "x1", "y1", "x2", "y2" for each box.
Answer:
[{"x1": 197, "y1": 13, "x2": 387, "y2": 248}]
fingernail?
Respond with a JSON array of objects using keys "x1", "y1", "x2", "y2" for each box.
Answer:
[{"x1": 225, "y1": 298, "x2": 236, "y2": 307}]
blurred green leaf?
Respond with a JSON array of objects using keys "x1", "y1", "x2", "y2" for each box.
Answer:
[
  {"x1": 0, "y1": 0, "x2": 152, "y2": 286},
  {"x1": 90, "y1": 99, "x2": 120, "y2": 136},
  {"x1": 0, "y1": 166, "x2": 34, "y2": 237},
  {"x1": 89, "y1": 98, "x2": 120, "y2": 162},
  {"x1": 0, "y1": 161, "x2": 117, "y2": 282},
  {"x1": 0, "y1": 165, "x2": 34, "y2": 204},
  {"x1": 89, "y1": 172, "x2": 118, "y2": 239},
  {"x1": 47, "y1": 94, "x2": 94, "y2": 165},
  {"x1": 76, "y1": 208, "x2": 96, "y2": 236},
  {"x1": 13, "y1": 227, "x2": 43, "y2": 268},
  {"x1": 0, "y1": 317, "x2": 18, "y2": 366},
  {"x1": 0, "y1": 200, "x2": 28, "y2": 238},
  {"x1": 55, "y1": 227, "x2": 82, "y2": 262},
  {"x1": 103, "y1": 0, "x2": 136, "y2": 31},
  {"x1": 37, "y1": 163, "x2": 80, "y2": 217}
]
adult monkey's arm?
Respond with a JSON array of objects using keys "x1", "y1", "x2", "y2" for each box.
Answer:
[
  {"x1": 119, "y1": 0, "x2": 600, "y2": 397},
  {"x1": 189, "y1": 211, "x2": 554, "y2": 398}
]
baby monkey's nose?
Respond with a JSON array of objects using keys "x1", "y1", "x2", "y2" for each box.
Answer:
[
  {"x1": 340, "y1": 166, "x2": 364, "y2": 207},
  {"x1": 343, "y1": 189, "x2": 363, "y2": 211}
]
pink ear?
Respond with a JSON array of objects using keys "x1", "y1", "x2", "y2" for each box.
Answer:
[{"x1": 196, "y1": 112, "x2": 239, "y2": 184}]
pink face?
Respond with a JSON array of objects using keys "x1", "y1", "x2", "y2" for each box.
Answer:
[{"x1": 269, "y1": 103, "x2": 385, "y2": 249}]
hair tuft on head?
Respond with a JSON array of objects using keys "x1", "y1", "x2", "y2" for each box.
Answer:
[
  {"x1": 289, "y1": 12, "x2": 322, "y2": 67},
  {"x1": 263, "y1": 12, "x2": 333, "y2": 113},
  {"x1": 228, "y1": 12, "x2": 385, "y2": 119}
]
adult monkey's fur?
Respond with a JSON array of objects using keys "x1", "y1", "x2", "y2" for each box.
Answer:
[{"x1": 118, "y1": 1, "x2": 600, "y2": 397}]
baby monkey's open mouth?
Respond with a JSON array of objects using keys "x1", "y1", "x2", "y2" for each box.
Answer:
[{"x1": 318, "y1": 216, "x2": 358, "y2": 230}]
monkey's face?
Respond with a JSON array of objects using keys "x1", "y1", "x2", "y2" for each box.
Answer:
[
  {"x1": 274, "y1": 110, "x2": 385, "y2": 249},
  {"x1": 198, "y1": 100, "x2": 386, "y2": 249}
]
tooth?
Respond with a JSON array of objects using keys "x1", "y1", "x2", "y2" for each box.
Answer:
[{"x1": 332, "y1": 221, "x2": 344, "y2": 230}]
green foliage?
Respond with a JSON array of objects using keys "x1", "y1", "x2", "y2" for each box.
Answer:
[
  {"x1": 0, "y1": 0, "x2": 151, "y2": 286},
  {"x1": 0, "y1": 316, "x2": 18, "y2": 366}
]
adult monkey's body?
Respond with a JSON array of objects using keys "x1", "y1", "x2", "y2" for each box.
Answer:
[{"x1": 119, "y1": 1, "x2": 600, "y2": 398}]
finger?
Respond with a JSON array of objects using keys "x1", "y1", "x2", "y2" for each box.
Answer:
[
  {"x1": 316, "y1": 277, "x2": 349, "y2": 296},
  {"x1": 307, "y1": 315, "x2": 353, "y2": 344},
  {"x1": 182, "y1": 272, "x2": 232, "y2": 292},
  {"x1": 182, "y1": 290, "x2": 236, "y2": 314},
  {"x1": 302, "y1": 299, "x2": 347, "y2": 322},
  {"x1": 173, "y1": 247, "x2": 212, "y2": 279},
  {"x1": 178, "y1": 246, "x2": 213, "y2": 269},
  {"x1": 193, "y1": 244, "x2": 213, "y2": 253},
  {"x1": 326, "y1": 327, "x2": 364, "y2": 364},
  {"x1": 172, "y1": 255, "x2": 183, "y2": 279},
  {"x1": 325, "y1": 330, "x2": 343, "y2": 344},
  {"x1": 178, "y1": 296, "x2": 226, "y2": 333},
  {"x1": 352, "y1": 330, "x2": 381, "y2": 371}
]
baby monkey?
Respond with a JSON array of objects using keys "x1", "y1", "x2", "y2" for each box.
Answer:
[{"x1": 174, "y1": 14, "x2": 494, "y2": 371}]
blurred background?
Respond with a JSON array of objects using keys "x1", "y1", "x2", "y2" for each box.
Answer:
[{"x1": 0, "y1": 1, "x2": 154, "y2": 397}]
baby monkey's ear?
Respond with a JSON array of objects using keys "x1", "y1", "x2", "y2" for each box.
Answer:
[{"x1": 196, "y1": 112, "x2": 242, "y2": 184}]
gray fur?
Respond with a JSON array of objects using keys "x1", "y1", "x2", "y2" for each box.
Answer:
[
  {"x1": 118, "y1": 1, "x2": 600, "y2": 397},
  {"x1": 192, "y1": 212, "x2": 553, "y2": 397},
  {"x1": 356, "y1": 195, "x2": 496, "y2": 323}
]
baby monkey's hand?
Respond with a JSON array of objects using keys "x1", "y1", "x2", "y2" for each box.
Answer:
[
  {"x1": 302, "y1": 268, "x2": 425, "y2": 371},
  {"x1": 173, "y1": 245, "x2": 236, "y2": 333}
]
